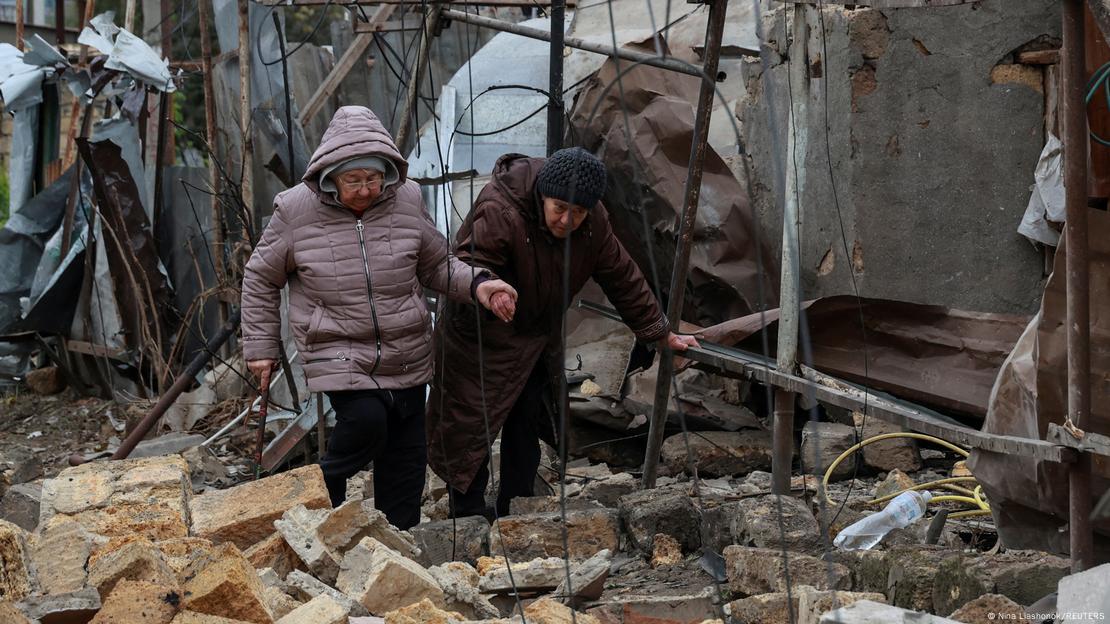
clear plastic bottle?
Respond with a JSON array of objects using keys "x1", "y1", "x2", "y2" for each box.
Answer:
[{"x1": 833, "y1": 490, "x2": 932, "y2": 551}]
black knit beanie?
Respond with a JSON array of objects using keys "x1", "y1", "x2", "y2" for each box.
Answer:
[{"x1": 535, "y1": 147, "x2": 607, "y2": 210}]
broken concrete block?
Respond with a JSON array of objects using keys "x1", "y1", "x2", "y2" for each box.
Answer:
[
  {"x1": 130, "y1": 434, "x2": 206, "y2": 460},
  {"x1": 155, "y1": 538, "x2": 218, "y2": 579},
  {"x1": 723, "y1": 546, "x2": 851, "y2": 595},
  {"x1": 273, "y1": 505, "x2": 338, "y2": 584},
  {"x1": 25, "y1": 366, "x2": 66, "y2": 395},
  {"x1": 588, "y1": 589, "x2": 717, "y2": 624},
  {"x1": 316, "y1": 498, "x2": 418, "y2": 559},
  {"x1": 17, "y1": 587, "x2": 102, "y2": 623},
  {"x1": 243, "y1": 533, "x2": 298, "y2": 580},
  {"x1": 410, "y1": 516, "x2": 489, "y2": 567},
  {"x1": 181, "y1": 543, "x2": 273, "y2": 624},
  {"x1": 734, "y1": 495, "x2": 824, "y2": 555},
  {"x1": 0, "y1": 445, "x2": 43, "y2": 497},
  {"x1": 427, "y1": 562, "x2": 499, "y2": 620},
  {"x1": 262, "y1": 587, "x2": 301, "y2": 621},
  {"x1": 89, "y1": 579, "x2": 181, "y2": 624},
  {"x1": 524, "y1": 597, "x2": 601, "y2": 624},
  {"x1": 932, "y1": 550, "x2": 1071, "y2": 616},
  {"x1": 651, "y1": 534, "x2": 682, "y2": 568},
  {"x1": 337, "y1": 537, "x2": 444, "y2": 615},
  {"x1": 578, "y1": 473, "x2": 637, "y2": 507},
  {"x1": 31, "y1": 516, "x2": 95, "y2": 595},
  {"x1": 662, "y1": 430, "x2": 774, "y2": 477},
  {"x1": 489, "y1": 509, "x2": 619, "y2": 561},
  {"x1": 284, "y1": 570, "x2": 367, "y2": 618},
  {"x1": 1057, "y1": 562, "x2": 1110, "y2": 623},
  {"x1": 553, "y1": 549, "x2": 610, "y2": 606},
  {"x1": 508, "y1": 496, "x2": 602, "y2": 515},
  {"x1": 189, "y1": 465, "x2": 329, "y2": 549},
  {"x1": 88, "y1": 537, "x2": 178, "y2": 600},
  {"x1": 818, "y1": 600, "x2": 959, "y2": 624},
  {"x1": 947, "y1": 593, "x2": 1023, "y2": 624},
  {"x1": 39, "y1": 456, "x2": 192, "y2": 542},
  {"x1": 0, "y1": 519, "x2": 36, "y2": 602},
  {"x1": 172, "y1": 613, "x2": 255, "y2": 624},
  {"x1": 384, "y1": 597, "x2": 464, "y2": 624},
  {"x1": 796, "y1": 586, "x2": 886, "y2": 624},
  {"x1": 881, "y1": 546, "x2": 950, "y2": 612},
  {"x1": 618, "y1": 489, "x2": 700, "y2": 554},
  {"x1": 478, "y1": 556, "x2": 569, "y2": 593},
  {"x1": 0, "y1": 482, "x2": 42, "y2": 532},
  {"x1": 274, "y1": 594, "x2": 347, "y2": 624},
  {"x1": 801, "y1": 422, "x2": 857, "y2": 481},
  {"x1": 0, "y1": 600, "x2": 33, "y2": 624},
  {"x1": 854, "y1": 415, "x2": 923, "y2": 473},
  {"x1": 872, "y1": 470, "x2": 915, "y2": 500},
  {"x1": 727, "y1": 591, "x2": 793, "y2": 624}
]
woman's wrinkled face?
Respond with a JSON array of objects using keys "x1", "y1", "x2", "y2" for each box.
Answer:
[
  {"x1": 334, "y1": 169, "x2": 384, "y2": 212},
  {"x1": 542, "y1": 197, "x2": 589, "y2": 238}
]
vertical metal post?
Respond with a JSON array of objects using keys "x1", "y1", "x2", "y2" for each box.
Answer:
[
  {"x1": 773, "y1": 5, "x2": 810, "y2": 495},
  {"x1": 55, "y1": 0, "x2": 66, "y2": 45},
  {"x1": 395, "y1": 6, "x2": 441, "y2": 152},
  {"x1": 124, "y1": 0, "x2": 137, "y2": 31},
  {"x1": 15, "y1": 0, "x2": 24, "y2": 51},
  {"x1": 547, "y1": 0, "x2": 566, "y2": 155},
  {"x1": 239, "y1": 0, "x2": 255, "y2": 235},
  {"x1": 198, "y1": 0, "x2": 227, "y2": 325},
  {"x1": 1062, "y1": 0, "x2": 1093, "y2": 574},
  {"x1": 641, "y1": 0, "x2": 729, "y2": 489}
]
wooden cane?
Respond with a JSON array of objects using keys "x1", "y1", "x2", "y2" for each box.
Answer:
[{"x1": 254, "y1": 370, "x2": 271, "y2": 480}]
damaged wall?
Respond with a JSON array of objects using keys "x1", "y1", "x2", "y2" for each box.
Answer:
[{"x1": 739, "y1": 0, "x2": 1058, "y2": 315}]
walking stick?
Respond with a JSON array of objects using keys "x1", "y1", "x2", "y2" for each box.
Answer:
[{"x1": 254, "y1": 369, "x2": 271, "y2": 480}]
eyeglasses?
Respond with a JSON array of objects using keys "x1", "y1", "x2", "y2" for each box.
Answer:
[{"x1": 338, "y1": 177, "x2": 384, "y2": 191}]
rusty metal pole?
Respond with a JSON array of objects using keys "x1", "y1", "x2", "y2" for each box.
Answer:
[
  {"x1": 239, "y1": 0, "x2": 256, "y2": 235},
  {"x1": 15, "y1": 0, "x2": 24, "y2": 51},
  {"x1": 198, "y1": 0, "x2": 228, "y2": 326},
  {"x1": 641, "y1": 0, "x2": 729, "y2": 489},
  {"x1": 1063, "y1": 0, "x2": 1094, "y2": 573},
  {"x1": 395, "y1": 6, "x2": 441, "y2": 152},
  {"x1": 55, "y1": 0, "x2": 65, "y2": 46}
]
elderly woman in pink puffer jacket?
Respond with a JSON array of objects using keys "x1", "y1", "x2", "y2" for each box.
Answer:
[{"x1": 241, "y1": 106, "x2": 517, "y2": 528}]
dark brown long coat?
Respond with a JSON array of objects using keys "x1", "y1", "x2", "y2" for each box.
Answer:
[{"x1": 426, "y1": 154, "x2": 669, "y2": 493}]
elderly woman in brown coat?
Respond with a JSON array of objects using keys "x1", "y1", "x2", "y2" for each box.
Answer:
[
  {"x1": 427, "y1": 147, "x2": 697, "y2": 520},
  {"x1": 241, "y1": 106, "x2": 516, "y2": 529}
]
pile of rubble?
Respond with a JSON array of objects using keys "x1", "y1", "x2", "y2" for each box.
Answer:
[{"x1": 0, "y1": 424, "x2": 1106, "y2": 624}]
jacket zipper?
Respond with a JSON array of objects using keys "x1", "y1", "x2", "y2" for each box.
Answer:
[
  {"x1": 304, "y1": 356, "x2": 350, "y2": 364},
  {"x1": 355, "y1": 219, "x2": 383, "y2": 377}
]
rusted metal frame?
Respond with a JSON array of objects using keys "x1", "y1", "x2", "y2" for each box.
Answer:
[
  {"x1": 1047, "y1": 423, "x2": 1110, "y2": 457},
  {"x1": 683, "y1": 344, "x2": 1077, "y2": 464},
  {"x1": 547, "y1": 0, "x2": 565, "y2": 155},
  {"x1": 61, "y1": 103, "x2": 95, "y2": 255},
  {"x1": 641, "y1": 0, "x2": 729, "y2": 489},
  {"x1": 395, "y1": 5, "x2": 442, "y2": 151},
  {"x1": 439, "y1": 8, "x2": 703, "y2": 78},
  {"x1": 300, "y1": 5, "x2": 398, "y2": 127},
  {"x1": 153, "y1": 90, "x2": 171, "y2": 232},
  {"x1": 55, "y1": 0, "x2": 66, "y2": 45},
  {"x1": 1062, "y1": 0, "x2": 1094, "y2": 574},
  {"x1": 62, "y1": 0, "x2": 99, "y2": 169},
  {"x1": 239, "y1": 0, "x2": 256, "y2": 236}
]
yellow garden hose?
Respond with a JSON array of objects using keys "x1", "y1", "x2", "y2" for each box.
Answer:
[{"x1": 821, "y1": 431, "x2": 992, "y2": 521}]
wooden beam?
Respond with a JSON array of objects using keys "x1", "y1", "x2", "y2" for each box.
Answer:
[
  {"x1": 299, "y1": 4, "x2": 397, "y2": 128},
  {"x1": 354, "y1": 16, "x2": 426, "y2": 33},
  {"x1": 1018, "y1": 48, "x2": 1061, "y2": 65},
  {"x1": 1047, "y1": 423, "x2": 1110, "y2": 458}
]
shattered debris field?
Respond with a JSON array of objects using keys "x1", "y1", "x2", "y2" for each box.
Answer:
[{"x1": 3, "y1": 0, "x2": 1110, "y2": 623}]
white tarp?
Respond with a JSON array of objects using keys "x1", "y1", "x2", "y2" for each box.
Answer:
[
  {"x1": 1018, "y1": 133, "x2": 1066, "y2": 247},
  {"x1": 79, "y1": 11, "x2": 176, "y2": 92}
]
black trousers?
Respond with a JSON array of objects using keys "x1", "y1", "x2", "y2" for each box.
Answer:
[
  {"x1": 320, "y1": 385, "x2": 427, "y2": 530},
  {"x1": 448, "y1": 364, "x2": 553, "y2": 519}
]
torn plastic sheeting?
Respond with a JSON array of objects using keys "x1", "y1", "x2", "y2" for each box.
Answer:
[
  {"x1": 69, "y1": 215, "x2": 128, "y2": 356},
  {"x1": 0, "y1": 167, "x2": 76, "y2": 335},
  {"x1": 1018, "y1": 133, "x2": 1064, "y2": 247},
  {"x1": 968, "y1": 208, "x2": 1110, "y2": 556},
  {"x1": 80, "y1": 12, "x2": 175, "y2": 92},
  {"x1": 694, "y1": 295, "x2": 1030, "y2": 418},
  {"x1": 0, "y1": 43, "x2": 47, "y2": 110},
  {"x1": 569, "y1": 41, "x2": 779, "y2": 325},
  {"x1": 77, "y1": 134, "x2": 173, "y2": 359},
  {"x1": 22, "y1": 34, "x2": 69, "y2": 68},
  {"x1": 94, "y1": 117, "x2": 155, "y2": 224}
]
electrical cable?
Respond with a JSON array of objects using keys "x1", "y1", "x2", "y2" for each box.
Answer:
[{"x1": 255, "y1": 0, "x2": 336, "y2": 67}]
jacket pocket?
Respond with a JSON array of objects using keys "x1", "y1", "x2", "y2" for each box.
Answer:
[{"x1": 305, "y1": 304, "x2": 326, "y2": 347}]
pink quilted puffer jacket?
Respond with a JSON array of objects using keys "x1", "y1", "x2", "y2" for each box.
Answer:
[{"x1": 241, "y1": 106, "x2": 482, "y2": 391}]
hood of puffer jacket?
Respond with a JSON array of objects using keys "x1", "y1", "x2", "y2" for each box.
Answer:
[
  {"x1": 301, "y1": 106, "x2": 409, "y2": 203},
  {"x1": 488, "y1": 153, "x2": 546, "y2": 226}
]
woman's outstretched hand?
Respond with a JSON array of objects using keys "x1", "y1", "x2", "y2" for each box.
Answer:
[{"x1": 477, "y1": 279, "x2": 518, "y2": 322}]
